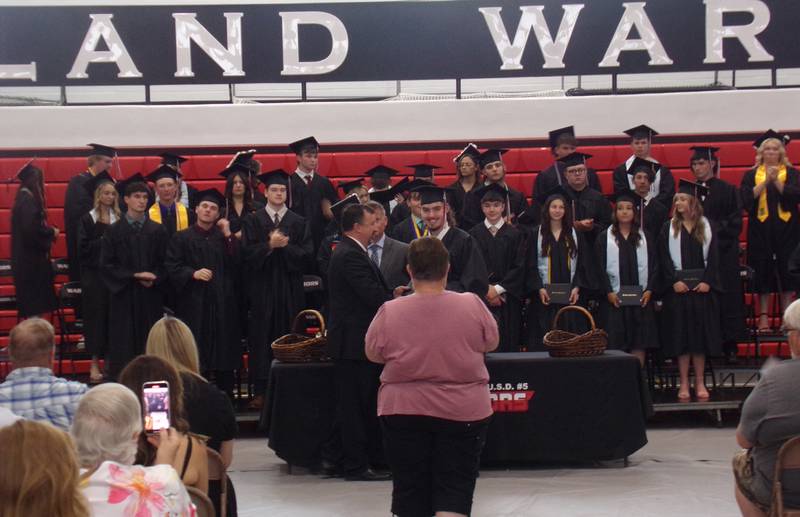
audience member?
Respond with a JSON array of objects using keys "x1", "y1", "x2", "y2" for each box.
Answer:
[
  {"x1": 118, "y1": 355, "x2": 209, "y2": 494},
  {"x1": 0, "y1": 318, "x2": 87, "y2": 430},
  {"x1": 71, "y1": 383, "x2": 195, "y2": 516},
  {"x1": 366, "y1": 237, "x2": 499, "y2": 517},
  {"x1": 0, "y1": 419, "x2": 90, "y2": 517},
  {"x1": 734, "y1": 299, "x2": 800, "y2": 516}
]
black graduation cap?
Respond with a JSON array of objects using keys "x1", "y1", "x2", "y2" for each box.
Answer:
[
  {"x1": 257, "y1": 169, "x2": 291, "y2": 187},
  {"x1": 82, "y1": 170, "x2": 115, "y2": 196},
  {"x1": 689, "y1": 146, "x2": 720, "y2": 162},
  {"x1": 753, "y1": 129, "x2": 790, "y2": 149},
  {"x1": 227, "y1": 149, "x2": 258, "y2": 169},
  {"x1": 538, "y1": 184, "x2": 571, "y2": 205},
  {"x1": 191, "y1": 188, "x2": 225, "y2": 208},
  {"x1": 412, "y1": 184, "x2": 451, "y2": 205},
  {"x1": 338, "y1": 179, "x2": 365, "y2": 195},
  {"x1": 677, "y1": 178, "x2": 709, "y2": 198},
  {"x1": 453, "y1": 143, "x2": 480, "y2": 163},
  {"x1": 364, "y1": 165, "x2": 397, "y2": 180},
  {"x1": 478, "y1": 149, "x2": 507, "y2": 169},
  {"x1": 145, "y1": 165, "x2": 179, "y2": 183},
  {"x1": 557, "y1": 151, "x2": 593, "y2": 169},
  {"x1": 626, "y1": 157, "x2": 658, "y2": 180},
  {"x1": 623, "y1": 125, "x2": 658, "y2": 141},
  {"x1": 548, "y1": 126, "x2": 576, "y2": 149},
  {"x1": 116, "y1": 172, "x2": 147, "y2": 196},
  {"x1": 371, "y1": 176, "x2": 412, "y2": 203},
  {"x1": 15, "y1": 158, "x2": 39, "y2": 183},
  {"x1": 219, "y1": 162, "x2": 253, "y2": 180},
  {"x1": 87, "y1": 143, "x2": 116, "y2": 158},
  {"x1": 407, "y1": 163, "x2": 440, "y2": 179},
  {"x1": 289, "y1": 136, "x2": 319, "y2": 155},
  {"x1": 608, "y1": 189, "x2": 642, "y2": 205},
  {"x1": 474, "y1": 182, "x2": 508, "y2": 203},
  {"x1": 331, "y1": 194, "x2": 359, "y2": 221},
  {"x1": 159, "y1": 152, "x2": 188, "y2": 169}
]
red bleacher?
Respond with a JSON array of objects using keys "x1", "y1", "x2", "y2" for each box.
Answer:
[{"x1": 0, "y1": 139, "x2": 775, "y2": 374}]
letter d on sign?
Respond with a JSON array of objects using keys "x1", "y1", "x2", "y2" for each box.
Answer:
[{"x1": 280, "y1": 11, "x2": 348, "y2": 75}]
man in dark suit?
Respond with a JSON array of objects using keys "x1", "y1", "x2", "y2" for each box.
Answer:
[
  {"x1": 327, "y1": 203, "x2": 406, "y2": 481},
  {"x1": 365, "y1": 201, "x2": 410, "y2": 289}
]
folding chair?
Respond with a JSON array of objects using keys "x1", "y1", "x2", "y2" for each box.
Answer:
[
  {"x1": 206, "y1": 448, "x2": 228, "y2": 517},
  {"x1": 770, "y1": 435, "x2": 800, "y2": 516},
  {"x1": 186, "y1": 486, "x2": 216, "y2": 517},
  {"x1": 55, "y1": 282, "x2": 84, "y2": 376}
]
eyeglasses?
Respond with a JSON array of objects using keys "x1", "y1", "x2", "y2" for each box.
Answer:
[{"x1": 566, "y1": 167, "x2": 587, "y2": 176}]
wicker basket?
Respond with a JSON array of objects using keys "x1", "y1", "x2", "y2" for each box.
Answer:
[
  {"x1": 271, "y1": 310, "x2": 328, "y2": 363},
  {"x1": 543, "y1": 305, "x2": 608, "y2": 358}
]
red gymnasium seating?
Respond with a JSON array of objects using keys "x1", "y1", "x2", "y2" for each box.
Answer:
[{"x1": 0, "y1": 139, "x2": 779, "y2": 373}]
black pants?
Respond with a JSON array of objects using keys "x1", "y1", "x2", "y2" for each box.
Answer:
[
  {"x1": 334, "y1": 360, "x2": 383, "y2": 474},
  {"x1": 381, "y1": 414, "x2": 490, "y2": 517}
]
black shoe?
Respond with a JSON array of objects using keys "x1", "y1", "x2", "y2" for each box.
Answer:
[
  {"x1": 318, "y1": 459, "x2": 342, "y2": 478},
  {"x1": 344, "y1": 468, "x2": 392, "y2": 481}
]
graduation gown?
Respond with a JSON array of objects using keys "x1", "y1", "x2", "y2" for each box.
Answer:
[
  {"x1": 101, "y1": 218, "x2": 169, "y2": 377},
  {"x1": 533, "y1": 164, "x2": 602, "y2": 201},
  {"x1": 461, "y1": 183, "x2": 529, "y2": 230},
  {"x1": 165, "y1": 225, "x2": 242, "y2": 372},
  {"x1": 388, "y1": 215, "x2": 427, "y2": 244},
  {"x1": 148, "y1": 202, "x2": 197, "y2": 238},
  {"x1": 594, "y1": 228, "x2": 659, "y2": 352},
  {"x1": 740, "y1": 167, "x2": 800, "y2": 293},
  {"x1": 698, "y1": 177, "x2": 745, "y2": 342},
  {"x1": 613, "y1": 160, "x2": 676, "y2": 208},
  {"x1": 439, "y1": 227, "x2": 489, "y2": 297},
  {"x1": 241, "y1": 208, "x2": 313, "y2": 386},
  {"x1": 77, "y1": 211, "x2": 114, "y2": 357},
  {"x1": 641, "y1": 198, "x2": 669, "y2": 241},
  {"x1": 525, "y1": 226, "x2": 591, "y2": 350},
  {"x1": 289, "y1": 173, "x2": 338, "y2": 254},
  {"x1": 469, "y1": 222, "x2": 525, "y2": 352},
  {"x1": 447, "y1": 180, "x2": 481, "y2": 229},
  {"x1": 657, "y1": 221, "x2": 722, "y2": 357},
  {"x1": 11, "y1": 189, "x2": 57, "y2": 317},
  {"x1": 224, "y1": 203, "x2": 257, "y2": 236},
  {"x1": 64, "y1": 171, "x2": 93, "y2": 281},
  {"x1": 564, "y1": 186, "x2": 612, "y2": 248},
  {"x1": 388, "y1": 202, "x2": 411, "y2": 229}
]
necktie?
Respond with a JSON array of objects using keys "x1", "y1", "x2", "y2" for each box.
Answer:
[
  {"x1": 416, "y1": 219, "x2": 425, "y2": 231},
  {"x1": 132, "y1": 220, "x2": 142, "y2": 231},
  {"x1": 274, "y1": 212, "x2": 281, "y2": 226},
  {"x1": 304, "y1": 175, "x2": 312, "y2": 187},
  {"x1": 369, "y1": 244, "x2": 380, "y2": 266},
  {"x1": 489, "y1": 226, "x2": 498, "y2": 236}
]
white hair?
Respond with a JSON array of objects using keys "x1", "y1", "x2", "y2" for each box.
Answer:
[
  {"x1": 785, "y1": 300, "x2": 800, "y2": 332},
  {"x1": 70, "y1": 383, "x2": 142, "y2": 468}
]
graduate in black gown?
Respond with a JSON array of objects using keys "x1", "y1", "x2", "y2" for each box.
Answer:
[
  {"x1": 532, "y1": 126, "x2": 602, "y2": 203},
  {"x1": 595, "y1": 191, "x2": 659, "y2": 365},
  {"x1": 325, "y1": 179, "x2": 370, "y2": 237},
  {"x1": 165, "y1": 189, "x2": 241, "y2": 397},
  {"x1": 388, "y1": 180, "x2": 431, "y2": 244},
  {"x1": 447, "y1": 144, "x2": 483, "y2": 229},
  {"x1": 461, "y1": 149, "x2": 528, "y2": 230},
  {"x1": 11, "y1": 161, "x2": 58, "y2": 318},
  {"x1": 101, "y1": 174, "x2": 169, "y2": 379},
  {"x1": 560, "y1": 151, "x2": 612, "y2": 248},
  {"x1": 658, "y1": 180, "x2": 722, "y2": 401},
  {"x1": 144, "y1": 165, "x2": 196, "y2": 238},
  {"x1": 415, "y1": 184, "x2": 489, "y2": 297},
  {"x1": 241, "y1": 170, "x2": 313, "y2": 409},
  {"x1": 525, "y1": 188, "x2": 591, "y2": 350},
  {"x1": 740, "y1": 130, "x2": 800, "y2": 332},
  {"x1": 613, "y1": 125, "x2": 675, "y2": 208},
  {"x1": 626, "y1": 157, "x2": 670, "y2": 239},
  {"x1": 287, "y1": 136, "x2": 338, "y2": 255},
  {"x1": 364, "y1": 165, "x2": 400, "y2": 230},
  {"x1": 689, "y1": 146, "x2": 745, "y2": 357},
  {"x1": 158, "y1": 152, "x2": 197, "y2": 210},
  {"x1": 76, "y1": 171, "x2": 119, "y2": 382},
  {"x1": 64, "y1": 143, "x2": 115, "y2": 281},
  {"x1": 468, "y1": 183, "x2": 525, "y2": 352}
]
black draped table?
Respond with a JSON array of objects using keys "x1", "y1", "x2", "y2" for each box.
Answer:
[{"x1": 261, "y1": 351, "x2": 649, "y2": 468}]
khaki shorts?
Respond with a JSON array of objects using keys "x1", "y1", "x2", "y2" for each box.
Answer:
[{"x1": 733, "y1": 449, "x2": 771, "y2": 513}]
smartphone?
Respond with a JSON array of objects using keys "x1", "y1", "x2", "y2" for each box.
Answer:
[{"x1": 142, "y1": 381, "x2": 171, "y2": 435}]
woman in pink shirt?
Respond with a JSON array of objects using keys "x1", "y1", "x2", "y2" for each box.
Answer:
[{"x1": 366, "y1": 237, "x2": 499, "y2": 517}]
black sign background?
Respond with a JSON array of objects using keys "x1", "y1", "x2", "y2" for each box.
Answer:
[{"x1": 0, "y1": 0, "x2": 797, "y2": 86}]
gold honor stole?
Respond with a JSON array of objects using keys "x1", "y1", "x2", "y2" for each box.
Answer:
[
  {"x1": 413, "y1": 218, "x2": 429, "y2": 239},
  {"x1": 148, "y1": 202, "x2": 190, "y2": 231},
  {"x1": 756, "y1": 165, "x2": 791, "y2": 222}
]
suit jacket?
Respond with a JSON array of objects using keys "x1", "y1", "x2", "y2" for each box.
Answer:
[
  {"x1": 327, "y1": 236, "x2": 393, "y2": 361},
  {"x1": 379, "y1": 236, "x2": 410, "y2": 289}
]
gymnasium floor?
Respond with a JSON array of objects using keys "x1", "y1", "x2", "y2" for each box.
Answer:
[{"x1": 228, "y1": 421, "x2": 741, "y2": 517}]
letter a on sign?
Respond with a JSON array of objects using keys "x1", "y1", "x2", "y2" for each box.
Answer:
[
  {"x1": 599, "y1": 2, "x2": 673, "y2": 67},
  {"x1": 67, "y1": 14, "x2": 142, "y2": 79}
]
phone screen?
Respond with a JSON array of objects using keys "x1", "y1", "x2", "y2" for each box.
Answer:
[{"x1": 142, "y1": 381, "x2": 171, "y2": 434}]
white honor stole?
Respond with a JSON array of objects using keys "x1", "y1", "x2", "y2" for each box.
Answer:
[
  {"x1": 89, "y1": 208, "x2": 118, "y2": 224},
  {"x1": 537, "y1": 227, "x2": 578, "y2": 284},
  {"x1": 668, "y1": 217, "x2": 712, "y2": 270},
  {"x1": 605, "y1": 229, "x2": 648, "y2": 293}
]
